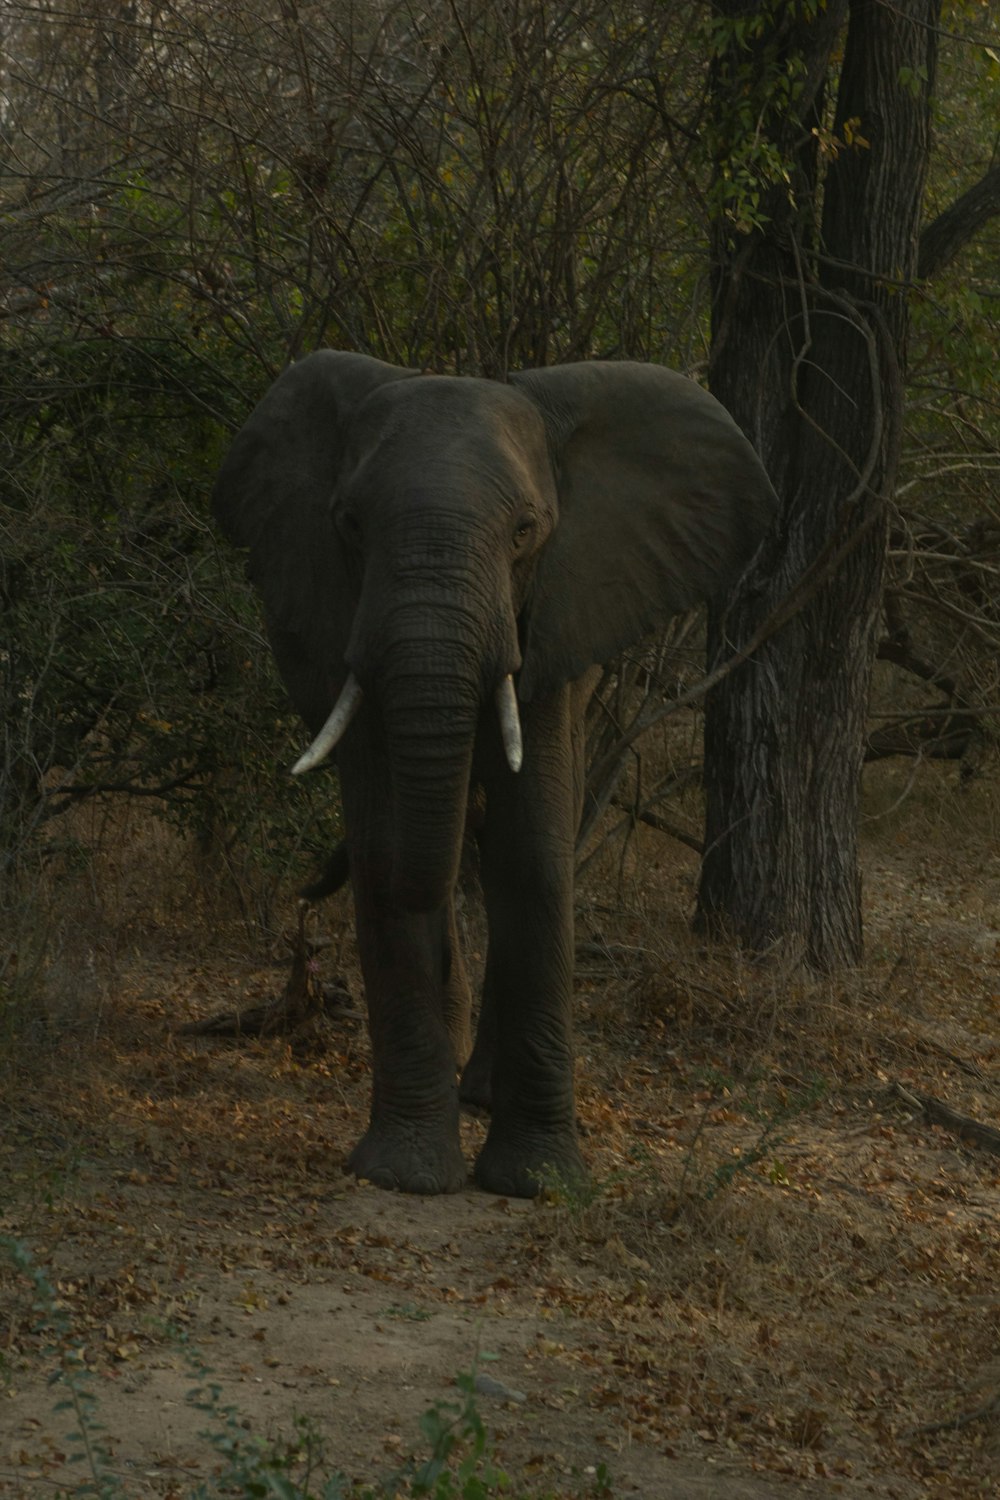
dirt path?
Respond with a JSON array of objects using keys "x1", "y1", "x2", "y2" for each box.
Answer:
[{"x1": 4, "y1": 1161, "x2": 819, "y2": 1497}]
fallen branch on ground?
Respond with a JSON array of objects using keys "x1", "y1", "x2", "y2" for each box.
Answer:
[
  {"x1": 891, "y1": 1080, "x2": 1000, "y2": 1155},
  {"x1": 909, "y1": 1392, "x2": 1000, "y2": 1438}
]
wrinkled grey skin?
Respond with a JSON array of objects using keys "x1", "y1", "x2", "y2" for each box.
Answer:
[{"x1": 213, "y1": 353, "x2": 777, "y2": 1197}]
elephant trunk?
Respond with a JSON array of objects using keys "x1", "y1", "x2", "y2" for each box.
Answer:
[
  {"x1": 349, "y1": 553, "x2": 521, "y2": 913},
  {"x1": 379, "y1": 669, "x2": 479, "y2": 913}
]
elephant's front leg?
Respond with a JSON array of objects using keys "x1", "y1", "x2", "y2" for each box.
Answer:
[
  {"x1": 472, "y1": 686, "x2": 587, "y2": 1197},
  {"x1": 346, "y1": 881, "x2": 468, "y2": 1193},
  {"x1": 338, "y1": 728, "x2": 471, "y2": 1195}
]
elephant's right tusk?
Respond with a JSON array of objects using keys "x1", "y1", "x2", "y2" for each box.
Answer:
[
  {"x1": 496, "y1": 674, "x2": 523, "y2": 774},
  {"x1": 292, "y1": 673, "x2": 363, "y2": 775}
]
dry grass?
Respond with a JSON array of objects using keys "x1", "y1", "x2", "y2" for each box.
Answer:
[{"x1": 2, "y1": 755, "x2": 1000, "y2": 1495}]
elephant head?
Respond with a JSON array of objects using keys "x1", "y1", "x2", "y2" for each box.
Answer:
[{"x1": 213, "y1": 353, "x2": 777, "y2": 915}]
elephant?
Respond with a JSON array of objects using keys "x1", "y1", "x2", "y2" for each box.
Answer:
[{"x1": 212, "y1": 353, "x2": 778, "y2": 1197}]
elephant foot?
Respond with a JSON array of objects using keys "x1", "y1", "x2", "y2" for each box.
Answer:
[
  {"x1": 474, "y1": 1124, "x2": 587, "y2": 1200},
  {"x1": 346, "y1": 1121, "x2": 468, "y2": 1195}
]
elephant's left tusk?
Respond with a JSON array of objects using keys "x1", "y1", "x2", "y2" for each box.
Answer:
[
  {"x1": 292, "y1": 673, "x2": 363, "y2": 776},
  {"x1": 496, "y1": 674, "x2": 523, "y2": 774}
]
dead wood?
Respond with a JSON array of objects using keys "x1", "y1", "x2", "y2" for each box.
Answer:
[
  {"x1": 177, "y1": 902, "x2": 354, "y2": 1038},
  {"x1": 909, "y1": 1392, "x2": 1000, "y2": 1438},
  {"x1": 608, "y1": 794, "x2": 704, "y2": 854},
  {"x1": 891, "y1": 1080, "x2": 1000, "y2": 1155}
]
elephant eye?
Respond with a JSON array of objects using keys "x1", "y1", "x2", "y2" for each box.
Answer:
[{"x1": 512, "y1": 517, "x2": 536, "y2": 551}]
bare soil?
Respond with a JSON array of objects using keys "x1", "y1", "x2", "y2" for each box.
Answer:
[{"x1": 3, "y1": 760, "x2": 1000, "y2": 1497}]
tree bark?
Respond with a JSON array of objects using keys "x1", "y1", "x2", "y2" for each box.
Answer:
[
  {"x1": 919, "y1": 164, "x2": 1000, "y2": 279},
  {"x1": 698, "y1": 0, "x2": 941, "y2": 967}
]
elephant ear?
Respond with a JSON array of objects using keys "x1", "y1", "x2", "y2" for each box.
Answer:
[
  {"x1": 213, "y1": 350, "x2": 418, "y2": 732},
  {"x1": 510, "y1": 361, "x2": 779, "y2": 701}
]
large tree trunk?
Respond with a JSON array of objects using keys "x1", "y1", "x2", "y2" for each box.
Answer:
[{"x1": 697, "y1": 0, "x2": 940, "y2": 967}]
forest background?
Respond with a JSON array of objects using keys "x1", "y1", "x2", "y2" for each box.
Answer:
[
  {"x1": 3, "y1": 4, "x2": 1000, "y2": 1495},
  {"x1": 1, "y1": 0, "x2": 998, "y2": 956}
]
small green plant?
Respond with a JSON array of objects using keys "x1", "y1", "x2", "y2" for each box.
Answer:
[
  {"x1": 530, "y1": 1156, "x2": 641, "y2": 1214},
  {"x1": 406, "y1": 1370, "x2": 511, "y2": 1498},
  {"x1": 187, "y1": 1383, "x2": 342, "y2": 1499},
  {"x1": 186, "y1": 1358, "x2": 514, "y2": 1498},
  {"x1": 531, "y1": 1164, "x2": 605, "y2": 1213},
  {"x1": 2, "y1": 1236, "x2": 119, "y2": 1498},
  {"x1": 679, "y1": 1073, "x2": 827, "y2": 1203},
  {"x1": 589, "y1": 1462, "x2": 613, "y2": 1498}
]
